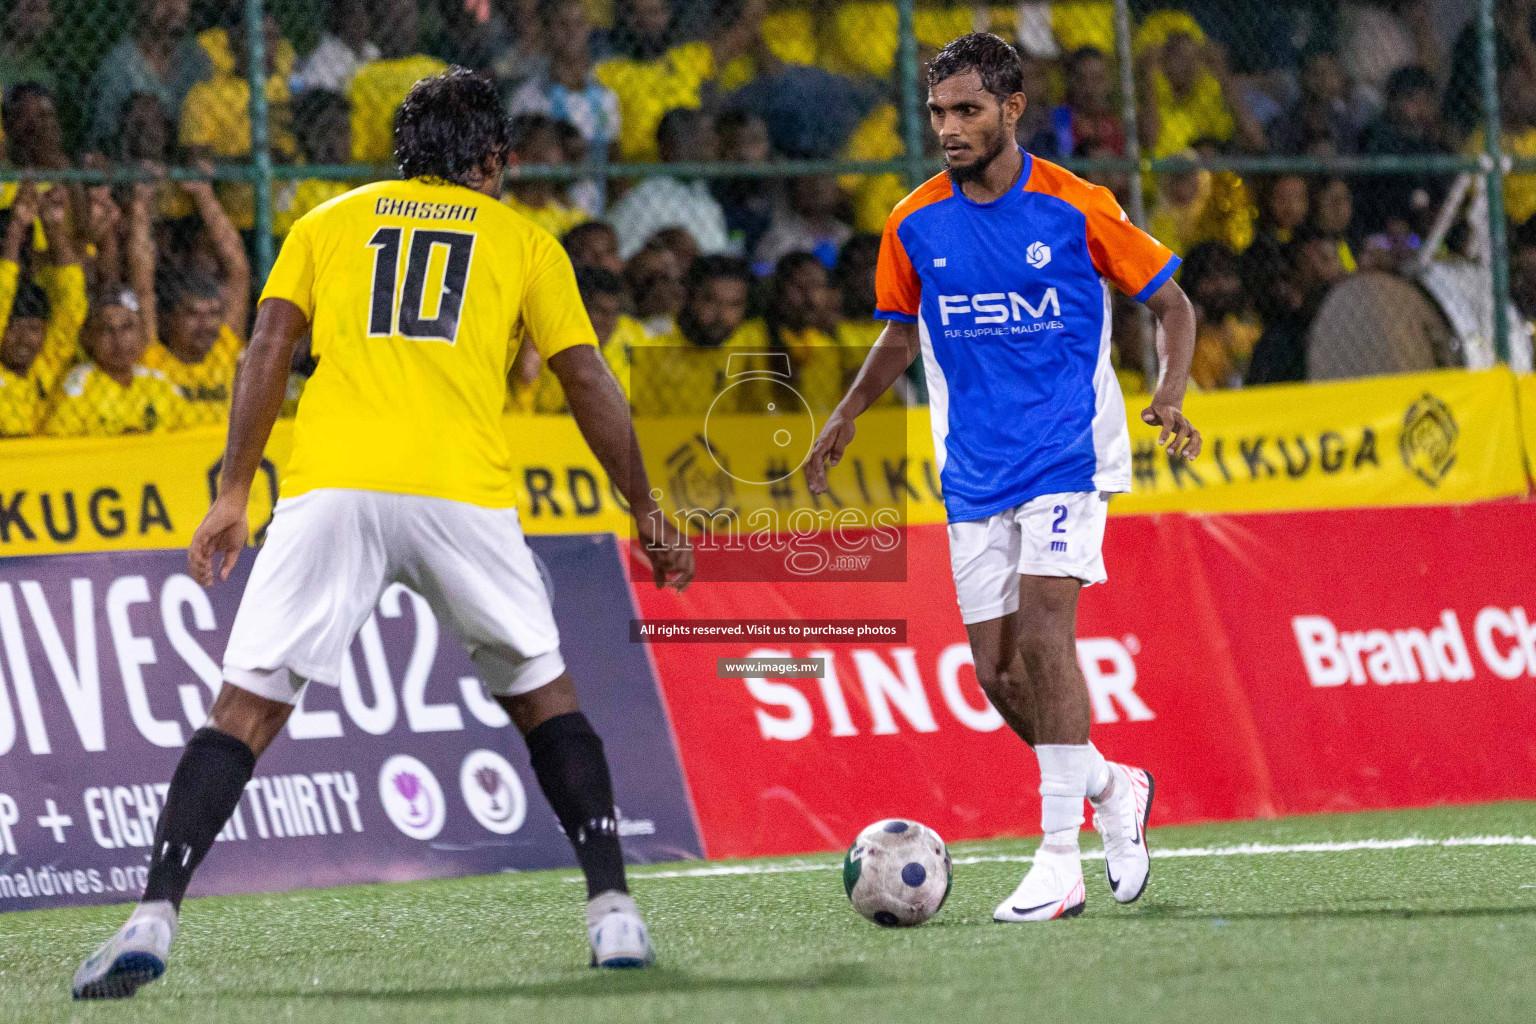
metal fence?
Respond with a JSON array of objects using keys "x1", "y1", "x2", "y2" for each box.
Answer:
[{"x1": 0, "y1": 0, "x2": 1527, "y2": 437}]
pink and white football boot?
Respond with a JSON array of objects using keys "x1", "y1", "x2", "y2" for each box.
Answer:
[
  {"x1": 1091, "y1": 762, "x2": 1155, "y2": 903},
  {"x1": 992, "y1": 847, "x2": 1087, "y2": 922}
]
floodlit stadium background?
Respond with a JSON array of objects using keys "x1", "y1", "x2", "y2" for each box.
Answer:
[{"x1": 0, "y1": 0, "x2": 1534, "y2": 908}]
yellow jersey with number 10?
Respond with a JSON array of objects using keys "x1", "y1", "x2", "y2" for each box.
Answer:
[{"x1": 260, "y1": 178, "x2": 598, "y2": 507}]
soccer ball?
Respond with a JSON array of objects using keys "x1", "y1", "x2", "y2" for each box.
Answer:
[{"x1": 843, "y1": 819, "x2": 952, "y2": 927}]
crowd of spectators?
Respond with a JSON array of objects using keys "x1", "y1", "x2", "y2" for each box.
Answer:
[{"x1": 0, "y1": 0, "x2": 1531, "y2": 440}]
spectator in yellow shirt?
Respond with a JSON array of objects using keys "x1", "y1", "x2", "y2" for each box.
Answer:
[
  {"x1": 516, "y1": 266, "x2": 644, "y2": 413},
  {"x1": 0, "y1": 276, "x2": 54, "y2": 435},
  {"x1": 595, "y1": 0, "x2": 765, "y2": 161},
  {"x1": 1134, "y1": 14, "x2": 1264, "y2": 159},
  {"x1": 832, "y1": 232, "x2": 904, "y2": 406},
  {"x1": 42, "y1": 288, "x2": 188, "y2": 437},
  {"x1": 177, "y1": 14, "x2": 296, "y2": 229},
  {"x1": 348, "y1": 0, "x2": 447, "y2": 163},
  {"x1": 563, "y1": 220, "x2": 626, "y2": 275},
  {"x1": 838, "y1": 102, "x2": 915, "y2": 237},
  {"x1": 110, "y1": 93, "x2": 195, "y2": 221},
  {"x1": 631, "y1": 254, "x2": 757, "y2": 415},
  {"x1": 128, "y1": 168, "x2": 249, "y2": 427},
  {"x1": 625, "y1": 240, "x2": 687, "y2": 336},
  {"x1": 503, "y1": 114, "x2": 590, "y2": 239},
  {"x1": 1146, "y1": 136, "x2": 1255, "y2": 258},
  {"x1": 1465, "y1": 64, "x2": 1536, "y2": 226},
  {"x1": 0, "y1": 186, "x2": 87, "y2": 435},
  {"x1": 1148, "y1": 150, "x2": 1253, "y2": 259},
  {"x1": 1181, "y1": 241, "x2": 1262, "y2": 391},
  {"x1": 759, "y1": 251, "x2": 856, "y2": 415},
  {"x1": 197, "y1": 3, "x2": 296, "y2": 80},
  {"x1": 579, "y1": 266, "x2": 648, "y2": 389},
  {"x1": 814, "y1": 2, "x2": 979, "y2": 81},
  {"x1": 275, "y1": 89, "x2": 354, "y2": 238}
]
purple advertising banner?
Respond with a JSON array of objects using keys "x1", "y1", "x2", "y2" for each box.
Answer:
[{"x1": 0, "y1": 534, "x2": 701, "y2": 910}]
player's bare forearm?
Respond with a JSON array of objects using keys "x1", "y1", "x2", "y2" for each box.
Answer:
[
  {"x1": 838, "y1": 320, "x2": 919, "y2": 420},
  {"x1": 552, "y1": 344, "x2": 695, "y2": 589},
  {"x1": 806, "y1": 321, "x2": 917, "y2": 494},
  {"x1": 219, "y1": 298, "x2": 308, "y2": 501},
  {"x1": 1143, "y1": 278, "x2": 1195, "y2": 401},
  {"x1": 1140, "y1": 278, "x2": 1201, "y2": 458},
  {"x1": 190, "y1": 298, "x2": 306, "y2": 586},
  {"x1": 552, "y1": 347, "x2": 650, "y2": 505}
]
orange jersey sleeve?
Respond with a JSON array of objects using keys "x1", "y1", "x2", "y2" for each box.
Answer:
[
  {"x1": 874, "y1": 174, "x2": 952, "y2": 322},
  {"x1": 1026, "y1": 158, "x2": 1180, "y2": 302},
  {"x1": 875, "y1": 209, "x2": 921, "y2": 321},
  {"x1": 1081, "y1": 187, "x2": 1173, "y2": 300},
  {"x1": 1079, "y1": 181, "x2": 1179, "y2": 301}
]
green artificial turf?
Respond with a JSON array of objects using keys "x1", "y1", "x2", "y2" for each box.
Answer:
[{"x1": 3, "y1": 802, "x2": 1534, "y2": 1023}]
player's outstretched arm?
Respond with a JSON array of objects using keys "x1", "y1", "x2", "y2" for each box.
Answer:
[
  {"x1": 1140, "y1": 278, "x2": 1202, "y2": 460},
  {"x1": 189, "y1": 298, "x2": 308, "y2": 587},
  {"x1": 805, "y1": 319, "x2": 919, "y2": 494},
  {"x1": 550, "y1": 345, "x2": 695, "y2": 592}
]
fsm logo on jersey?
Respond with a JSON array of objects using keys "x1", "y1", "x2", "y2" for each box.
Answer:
[
  {"x1": 1026, "y1": 241, "x2": 1051, "y2": 268},
  {"x1": 937, "y1": 288, "x2": 1062, "y2": 327},
  {"x1": 378, "y1": 754, "x2": 446, "y2": 840},
  {"x1": 459, "y1": 749, "x2": 527, "y2": 834}
]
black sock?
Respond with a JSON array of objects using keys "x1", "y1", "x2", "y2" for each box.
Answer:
[
  {"x1": 524, "y1": 712, "x2": 627, "y2": 898},
  {"x1": 142, "y1": 728, "x2": 257, "y2": 910}
]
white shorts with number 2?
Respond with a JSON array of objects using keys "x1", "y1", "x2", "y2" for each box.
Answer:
[{"x1": 946, "y1": 490, "x2": 1110, "y2": 625}]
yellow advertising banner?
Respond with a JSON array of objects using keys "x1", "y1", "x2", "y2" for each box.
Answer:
[
  {"x1": 0, "y1": 409, "x2": 939, "y2": 557},
  {"x1": 1113, "y1": 367, "x2": 1529, "y2": 514},
  {"x1": 1519, "y1": 373, "x2": 1536, "y2": 486},
  {"x1": 0, "y1": 424, "x2": 293, "y2": 558},
  {"x1": 0, "y1": 368, "x2": 1528, "y2": 558},
  {"x1": 529, "y1": 367, "x2": 1530, "y2": 525}
]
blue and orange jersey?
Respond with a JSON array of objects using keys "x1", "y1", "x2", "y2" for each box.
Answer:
[{"x1": 875, "y1": 151, "x2": 1179, "y2": 522}]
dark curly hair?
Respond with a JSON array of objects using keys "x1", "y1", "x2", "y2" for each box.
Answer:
[
  {"x1": 575, "y1": 265, "x2": 625, "y2": 301},
  {"x1": 10, "y1": 279, "x2": 49, "y2": 321},
  {"x1": 393, "y1": 67, "x2": 512, "y2": 186},
  {"x1": 684, "y1": 254, "x2": 753, "y2": 293},
  {"x1": 926, "y1": 33, "x2": 1024, "y2": 102}
]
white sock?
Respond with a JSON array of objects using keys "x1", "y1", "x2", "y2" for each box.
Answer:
[
  {"x1": 1036, "y1": 743, "x2": 1092, "y2": 850},
  {"x1": 1086, "y1": 744, "x2": 1112, "y2": 802},
  {"x1": 128, "y1": 899, "x2": 178, "y2": 939},
  {"x1": 586, "y1": 890, "x2": 638, "y2": 929}
]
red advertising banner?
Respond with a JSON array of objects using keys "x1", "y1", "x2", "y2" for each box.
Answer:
[
  {"x1": 631, "y1": 501, "x2": 1536, "y2": 859},
  {"x1": 1190, "y1": 501, "x2": 1536, "y2": 815}
]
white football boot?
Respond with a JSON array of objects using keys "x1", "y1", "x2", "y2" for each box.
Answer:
[
  {"x1": 72, "y1": 901, "x2": 176, "y2": 1000},
  {"x1": 992, "y1": 847, "x2": 1087, "y2": 922},
  {"x1": 587, "y1": 891, "x2": 655, "y2": 968},
  {"x1": 1091, "y1": 762, "x2": 1155, "y2": 903}
]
